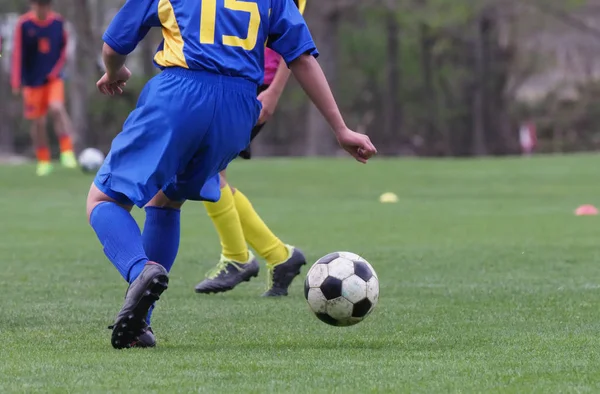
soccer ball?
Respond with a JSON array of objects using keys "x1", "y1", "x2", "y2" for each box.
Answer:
[
  {"x1": 78, "y1": 148, "x2": 105, "y2": 173},
  {"x1": 304, "y1": 251, "x2": 379, "y2": 327}
]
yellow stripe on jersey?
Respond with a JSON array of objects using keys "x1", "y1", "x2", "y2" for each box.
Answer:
[
  {"x1": 200, "y1": 0, "x2": 217, "y2": 44},
  {"x1": 154, "y1": 0, "x2": 188, "y2": 68},
  {"x1": 298, "y1": 0, "x2": 306, "y2": 15}
]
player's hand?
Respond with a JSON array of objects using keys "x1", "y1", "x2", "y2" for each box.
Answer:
[
  {"x1": 335, "y1": 128, "x2": 377, "y2": 164},
  {"x1": 256, "y1": 90, "x2": 280, "y2": 125},
  {"x1": 97, "y1": 66, "x2": 131, "y2": 96}
]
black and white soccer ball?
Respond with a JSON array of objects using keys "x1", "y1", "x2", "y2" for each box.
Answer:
[
  {"x1": 304, "y1": 252, "x2": 379, "y2": 327},
  {"x1": 78, "y1": 148, "x2": 105, "y2": 173}
]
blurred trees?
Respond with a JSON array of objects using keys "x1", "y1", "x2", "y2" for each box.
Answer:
[{"x1": 1, "y1": 0, "x2": 599, "y2": 157}]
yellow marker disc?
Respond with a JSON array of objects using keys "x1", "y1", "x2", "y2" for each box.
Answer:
[{"x1": 379, "y1": 192, "x2": 398, "y2": 203}]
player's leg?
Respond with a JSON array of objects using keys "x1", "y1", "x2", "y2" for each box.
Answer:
[
  {"x1": 232, "y1": 187, "x2": 306, "y2": 297},
  {"x1": 195, "y1": 169, "x2": 260, "y2": 294},
  {"x1": 235, "y1": 119, "x2": 307, "y2": 295},
  {"x1": 220, "y1": 118, "x2": 307, "y2": 296},
  {"x1": 94, "y1": 69, "x2": 257, "y2": 347},
  {"x1": 138, "y1": 190, "x2": 184, "y2": 345},
  {"x1": 87, "y1": 182, "x2": 169, "y2": 349},
  {"x1": 195, "y1": 114, "x2": 271, "y2": 294},
  {"x1": 163, "y1": 74, "x2": 259, "y2": 295},
  {"x1": 141, "y1": 191, "x2": 183, "y2": 329},
  {"x1": 195, "y1": 85, "x2": 269, "y2": 294},
  {"x1": 205, "y1": 170, "x2": 251, "y2": 264},
  {"x1": 88, "y1": 71, "x2": 217, "y2": 348},
  {"x1": 47, "y1": 79, "x2": 76, "y2": 168},
  {"x1": 31, "y1": 117, "x2": 53, "y2": 176},
  {"x1": 23, "y1": 86, "x2": 52, "y2": 176}
]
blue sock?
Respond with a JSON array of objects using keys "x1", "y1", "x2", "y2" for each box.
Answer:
[
  {"x1": 90, "y1": 202, "x2": 148, "y2": 283},
  {"x1": 142, "y1": 206, "x2": 181, "y2": 325},
  {"x1": 143, "y1": 207, "x2": 181, "y2": 272}
]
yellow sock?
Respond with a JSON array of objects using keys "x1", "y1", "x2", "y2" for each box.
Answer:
[
  {"x1": 203, "y1": 186, "x2": 249, "y2": 263},
  {"x1": 233, "y1": 189, "x2": 289, "y2": 266}
]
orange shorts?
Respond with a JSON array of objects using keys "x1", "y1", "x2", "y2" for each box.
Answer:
[{"x1": 23, "y1": 79, "x2": 65, "y2": 120}]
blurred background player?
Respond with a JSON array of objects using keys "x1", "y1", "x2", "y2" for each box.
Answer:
[
  {"x1": 11, "y1": 0, "x2": 76, "y2": 176},
  {"x1": 195, "y1": 0, "x2": 308, "y2": 298}
]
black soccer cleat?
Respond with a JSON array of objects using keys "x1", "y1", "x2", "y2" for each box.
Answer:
[
  {"x1": 262, "y1": 246, "x2": 307, "y2": 297},
  {"x1": 194, "y1": 253, "x2": 260, "y2": 294},
  {"x1": 110, "y1": 262, "x2": 168, "y2": 349},
  {"x1": 108, "y1": 323, "x2": 156, "y2": 348},
  {"x1": 133, "y1": 325, "x2": 156, "y2": 348}
]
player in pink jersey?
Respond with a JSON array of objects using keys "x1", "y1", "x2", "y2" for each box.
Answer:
[{"x1": 194, "y1": 0, "x2": 310, "y2": 298}]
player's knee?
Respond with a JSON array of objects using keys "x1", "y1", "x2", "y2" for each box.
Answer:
[
  {"x1": 86, "y1": 192, "x2": 106, "y2": 223},
  {"x1": 86, "y1": 196, "x2": 102, "y2": 223},
  {"x1": 32, "y1": 117, "x2": 46, "y2": 128},
  {"x1": 150, "y1": 200, "x2": 184, "y2": 210},
  {"x1": 48, "y1": 102, "x2": 65, "y2": 117},
  {"x1": 86, "y1": 183, "x2": 130, "y2": 223},
  {"x1": 165, "y1": 200, "x2": 184, "y2": 209},
  {"x1": 217, "y1": 172, "x2": 235, "y2": 193},
  {"x1": 219, "y1": 172, "x2": 228, "y2": 188},
  {"x1": 146, "y1": 191, "x2": 184, "y2": 210}
]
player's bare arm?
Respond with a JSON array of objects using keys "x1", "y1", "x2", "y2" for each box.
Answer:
[
  {"x1": 257, "y1": 60, "x2": 292, "y2": 124},
  {"x1": 97, "y1": 43, "x2": 130, "y2": 96},
  {"x1": 289, "y1": 54, "x2": 377, "y2": 163},
  {"x1": 265, "y1": 0, "x2": 378, "y2": 162}
]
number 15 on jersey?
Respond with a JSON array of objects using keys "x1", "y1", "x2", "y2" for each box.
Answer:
[{"x1": 200, "y1": 0, "x2": 261, "y2": 51}]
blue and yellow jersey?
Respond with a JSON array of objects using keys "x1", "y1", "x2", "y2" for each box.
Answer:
[
  {"x1": 294, "y1": 0, "x2": 306, "y2": 14},
  {"x1": 103, "y1": 0, "x2": 318, "y2": 85}
]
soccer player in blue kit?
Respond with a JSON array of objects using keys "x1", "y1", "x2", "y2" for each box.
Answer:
[{"x1": 87, "y1": 0, "x2": 377, "y2": 349}]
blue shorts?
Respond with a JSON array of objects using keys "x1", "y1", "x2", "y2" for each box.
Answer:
[{"x1": 94, "y1": 68, "x2": 261, "y2": 207}]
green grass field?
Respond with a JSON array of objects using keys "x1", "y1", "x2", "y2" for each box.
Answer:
[{"x1": 2, "y1": 155, "x2": 600, "y2": 393}]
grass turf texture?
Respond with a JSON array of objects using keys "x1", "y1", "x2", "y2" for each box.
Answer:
[{"x1": 1, "y1": 155, "x2": 600, "y2": 393}]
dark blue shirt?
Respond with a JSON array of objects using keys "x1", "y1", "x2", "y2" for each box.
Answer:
[{"x1": 11, "y1": 12, "x2": 68, "y2": 88}]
